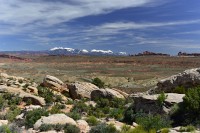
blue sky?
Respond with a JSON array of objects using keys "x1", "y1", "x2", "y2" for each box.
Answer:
[{"x1": 0, "y1": 0, "x2": 200, "y2": 54}]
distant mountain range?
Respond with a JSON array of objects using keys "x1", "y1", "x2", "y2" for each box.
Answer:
[
  {"x1": 48, "y1": 47, "x2": 127, "y2": 56},
  {"x1": 0, "y1": 47, "x2": 127, "y2": 56}
]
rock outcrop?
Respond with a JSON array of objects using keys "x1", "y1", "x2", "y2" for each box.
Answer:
[
  {"x1": 68, "y1": 82, "x2": 99, "y2": 99},
  {"x1": 76, "y1": 120, "x2": 90, "y2": 133},
  {"x1": 149, "y1": 68, "x2": 200, "y2": 94},
  {"x1": 106, "y1": 119, "x2": 135, "y2": 131},
  {"x1": 34, "y1": 114, "x2": 77, "y2": 130},
  {"x1": 0, "y1": 85, "x2": 45, "y2": 106},
  {"x1": 27, "y1": 86, "x2": 38, "y2": 94},
  {"x1": 0, "y1": 120, "x2": 8, "y2": 126},
  {"x1": 43, "y1": 75, "x2": 68, "y2": 92},
  {"x1": 91, "y1": 88, "x2": 125, "y2": 100},
  {"x1": 131, "y1": 93, "x2": 185, "y2": 115}
]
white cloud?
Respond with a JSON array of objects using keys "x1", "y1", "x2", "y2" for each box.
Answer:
[
  {"x1": 0, "y1": 0, "x2": 154, "y2": 26},
  {"x1": 96, "y1": 19, "x2": 200, "y2": 31},
  {"x1": 173, "y1": 30, "x2": 200, "y2": 35}
]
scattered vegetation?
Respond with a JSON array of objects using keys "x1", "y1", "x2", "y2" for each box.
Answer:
[
  {"x1": 37, "y1": 86, "x2": 54, "y2": 104},
  {"x1": 67, "y1": 111, "x2": 81, "y2": 120},
  {"x1": 179, "y1": 125, "x2": 195, "y2": 132},
  {"x1": 64, "y1": 124, "x2": 80, "y2": 133},
  {"x1": 173, "y1": 86, "x2": 186, "y2": 94},
  {"x1": 92, "y1": 78, "x2": 105, "y2": 88},
  {"x1": 39, "y1": 124, "x2": 80, "y2": 133},
  {"x1": 135, "y1": 113, "x2": 171, "y2": 132},
  {"x1": 160, "y1": 128, "x2": 170, "y2": 133},
  {"x1": 25, "y1": 108, "x2": 49, "y2": 128},
  {"x1": 50, "y1": 103, "x2": 65, "y2": 114},
  {"x1": 6, "y1": 107, "x2": 21, "y2": 122},
  {"x1": 183, "y1": 86, "x2": 200, "y2": 114},
  {"x1": 90, "y1": 123, "x2": 119, "y2": 133},
  {"x1": 86, "y1": 116, "x2": 99, "y2": 126},
  {"x1": 0, "y1": 125, "x2": 13, "y2": 133},
  {"x1": 157, "y1": 92, "x2": 168, "y2": 106}
]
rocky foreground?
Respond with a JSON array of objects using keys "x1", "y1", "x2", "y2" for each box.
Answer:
[{"x1": 0, "y1": 68, "x2": 200, "y2": 133}]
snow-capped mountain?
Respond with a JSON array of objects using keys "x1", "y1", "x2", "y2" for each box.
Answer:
[
  {"x1": 50, "y1": 47, "x2": 75, "y2": 52},
  {"x1": 48, "y1": 47, "x2": 127, "y2": 56},
  {"x1": 118, "y1": 52, "x2": 127, "y2": 55},
  {"x1": 91, "y1": 49, "x2": 113, "y2": 54}
]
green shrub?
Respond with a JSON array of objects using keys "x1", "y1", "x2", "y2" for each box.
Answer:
[
  {"x1": 92, "y1": 78, "x2": 105, "y2": 88},
  {"x1": 172, "y1": 86, "x2": 200, "y2": 125},
  {"x1": 161, "y1": 128, "x2": 170, "y2": 133},
  {"x1": 18, "y1": 79, "x2": 23, "y2": 84},
  {"x1": 68, "y1": 111, "x2": 81, "y2": 120},
  {"x1": 110, "y1": 98, "x2": 126, "y2": 108},
  {"x1": 95, "y1": 98, "x2": 125, "y2": 108},
  {"x1": 96, "y1": 98, "x2": 110, "y2": 108},
  {"x1": 121, "y1": 125, "x2": 137, "y2": 133},
  {"x1": 0, "y1": 95, "x2": 7, "y2": 109},
  {"x1": 157, "y1": 92, "x2": 168, "y2": 106},
  {"x1": 39, "y1": 124, "x2": 65, "y2": 132},
  {"x1": 39, "y1": 124, "x2": 52, "y2": 132},
  {"x1": 6, "y1": 108, "x2": 21, "y2": 122},
  {"x1": 109, "y1": 108, "x2": 124, "y2": 120},
  {"x1": 2, "y1": 93, "x2": 22, "y2": 106},
  {"x1": 37, "y1": 86, "x2": 54, "y2": 104},
  {"x1": 179, "y1": 125, "x2": 195, "y2": 132},
  {"x1": 0, "y1": 125, "x2": 12, "y2": 133},
  {"x1": 26, "y1": 99, "x2": 32, "y2": 105},
  {"x1": 66, "y1": 99, "x2": 74, "y2": 105},
  {"x1": 25, "y1": 108, "x2": 49, "y2": 128},
  {"x1": 88, "y1": 108, "x2": 106, "y2": 118},
  {"x1": 183, "y1": 87, "x2": 200, "y2": 113},
  {"x1": 86, "y1": 116, "x2": 99, "y2": 126},
  {"x1": 64, "y1": 124, "x2": 80, "y2": 133},
  {"x1": 72, "y1": 100, "x2": 88, "y2": 113},
  {"x1": 23, "y1": 84, "x2": 29, "y2": 89},
  {"x1": 135, "y1": 114, "x2": 171, "y2": 132},
  {"x1": 123, "y1": 104, "x2": 135, "y2": 124},
  {"x1": 129, "y1": 126, "x2": 147, "y2": 133},
  {"x1": 90, "y1": 123, "x2": 119, "y2": 133},
  {"x1": 54, "y1": 95, "x2": 63, "y2": 103},
  {"x1": 50, "y1": 104, "x2": 64, "y2": 114},
  {"x1": 173, "y1": 86, "x2": 186, "y2": 94}
]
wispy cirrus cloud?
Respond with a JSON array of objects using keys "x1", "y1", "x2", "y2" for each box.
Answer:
[
  {"x1": 95, "y1": 19, "x2": 200, "y2": 31},
  {"x1": 0, "y1": 0, "x2": 155, "y2": 26}
]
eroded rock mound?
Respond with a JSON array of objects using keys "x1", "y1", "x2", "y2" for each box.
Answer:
[
  {"x1": 150, "y1": 68, "x2": 200, "y2": 94},
  {"x1": 34, "y1": 114, "x2": 77, "y2": 130},
  {"x1": 68, "y1": 82, "x2": 99, "y2": 99},
  {"x1": 43, "y1": 75, "x2": 68, "y2": 92},
  {"x1": 77, "y1": 120, "x2": 90, "y2": 133},
  {"x1": 131, "y1": 93, "x2": 184, "y2": 115},
  {"x1": 91, "y1": 88, "x2": 125, "y2": 100},
  {"x1": 0, "y1": 85, "x2": 45, "y2": 106}
]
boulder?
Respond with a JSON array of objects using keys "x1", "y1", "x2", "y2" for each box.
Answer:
[
  {"x1": 0, "y1": 85, "x2": 45, "y2": 106},
  {"x1": 76, "y1": 120, "x2": 90, "y2": 133},
  {"x1": 27, "y1": 86, "x2": 38, "y2": 94},
  {"x1": 68, "y1": 82, "x2": 99, "y2": 99},
  {"x1": 0, "y1": 120, "x2": 8, "y2": 126},
  {"x1": 43, "y1": 75, "x2": 67, "y2": 92},
  {"x1": 106, "y1": 119, "x2": 134, "y2": 131},
  {"x1": 149, "y1": 68, "x2": 200, "y2": 94},
  {"x1": 25, "y1": 105, "x2": 42, "y2": 111},
  {"x1": 85, "y1": 101, "x2": 97, "y2": 107},
  {"x1": 131, "y1": 93, "x2": 185, "y2": 115},
  {"x1": 34, "y1": 114, "x2": 77, "y2": 130},
  {"x1": 112, "y1": 88, "x2": 129, "y2": 98},
  {"x1": 40, "y1": 131, "x2": 63, "y2": 133},
  {"x1": 91, "y1": 88, "x2": 125, "y2": 100}
]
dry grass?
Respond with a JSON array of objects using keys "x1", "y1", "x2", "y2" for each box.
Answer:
[{"x1": 1, "y1": 55, "x2": 200, "y2": 93}]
